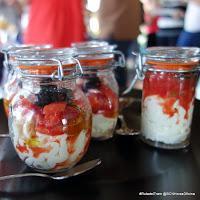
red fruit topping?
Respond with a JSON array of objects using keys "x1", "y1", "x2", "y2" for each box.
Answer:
[
  {"x1": 16, "y1": 144, "x2": 28, "y2": 153},
  {"x1": 86, "y1": 84, "x2": 118, "y2": 118},
  {"x1": 43, "y1": 102, "x2": 67, "y2": 115},
  {"x1": 36, "y1": 102, "x2": 84, "y2": 136}
]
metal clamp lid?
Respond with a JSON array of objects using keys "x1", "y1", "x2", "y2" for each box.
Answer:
[
  {"x1": 17, "y1": 57, "x2": 83, "y2": 81},
  {"x1": 75, "y1": 50, "x2": 126, "y2": 69},
  {"x1": 112, "y1": 50, "x2": 126, "y2": 68},
  {"x1": 122, "y1": 52, "x2": 145, "y2": 95},
  {"x1": 2, "y1": 44, "x2": 52, "y2": 71}
]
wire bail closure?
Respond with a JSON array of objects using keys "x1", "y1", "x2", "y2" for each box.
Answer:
[
  {"x1": 16, "y1": 57, "x2": 83, "y2": 80},
  {"x1": 75, "y1": 50, "x2": 126, "y2": 68},
  {"x1": 2, "y1": 49, "x2": 12, "y2": 71},
  {"x1": 71, "y1": 57, "x2": 83, "y2": 77},
  {"x1": 112, "y1": 50, "x2": 126, "y2": 67},
  {"x1": 122, "y1": 51, "x2": 145, "y2": 95},
  {"x1": 136, "y1": 52, "x2": 145, "y2": 80}
]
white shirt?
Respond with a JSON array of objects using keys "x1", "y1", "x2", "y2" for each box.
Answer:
[{"x1": 184, "y1": 1, "x2": 200, "y2": 32}]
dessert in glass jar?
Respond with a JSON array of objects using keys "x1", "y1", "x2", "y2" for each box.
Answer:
[
  {"x1": 8, "y1": 48, "x2": 92, "y2": 172},
  {"x1": 1, "y1": 44, "x2": 51, "y2": 116},
  {"x1": 72, "y1": 41, "x2": 124, "y2": 140},
  {"x1": 140, "y1": 47, "x2": 200, "y2": 149}
]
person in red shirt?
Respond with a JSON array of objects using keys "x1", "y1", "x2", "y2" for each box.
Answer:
[
  {"x1": 140, "y1": 0, "x2": 159, "y2": 47},
  {"x1": 24, "y1": 0, "x2": 85, "y2": 47}
]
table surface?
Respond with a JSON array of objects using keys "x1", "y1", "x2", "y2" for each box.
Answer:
[{"x1": 0, "y1": 90, "x2": 200, "y2": 200}]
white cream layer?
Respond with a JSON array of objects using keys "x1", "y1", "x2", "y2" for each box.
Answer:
[
  {"x1": 141, "y1": 95, "x2": 194, "y2": 144},
  {"x1": 11, "y1": 110, "x2": 87, "y2": 170},
  {"x1": 92, "y1": 114, "x2": 117, "y2": 139}
]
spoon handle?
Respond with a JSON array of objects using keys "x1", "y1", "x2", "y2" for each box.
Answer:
[
  {"x1": 115, "y1": 115, "x2": 140, "y2": 136},
  {"x1": 53, "y1": 158, "x2": 101, "y2": 180},
  {"x1": 0, "y1": 173, "x2": 50, "y2": 181},
  {"x1": 0, "y1": 158, "x2": 101, "y2": 181},
  {"x1": 0, "y1": 133, "x2": 10, "y2": 138}
]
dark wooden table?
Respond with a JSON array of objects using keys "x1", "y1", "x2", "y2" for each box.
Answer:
[{"x1": 0, "y1": 90, "x2": 200, "y2": 200}]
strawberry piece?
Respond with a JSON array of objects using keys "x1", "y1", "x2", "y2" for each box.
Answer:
[
  {"x1": 87, "y1": 90, "x2": 108, "y2": 114},
  {"x1": 87, "y1": 84, "x2": 118, "y2": 118},
  {"x1": 43, "y1": 102, "x2": 67, "y2": 115},
  {"x1": 100, "y1": 85, "x2": 118, "y2": 118},
  {"x1": 35, "y1": 123, "x2": 64, "y2": 136},
  {"x1": 64, "y1": 106, "x2": 81, "y2": 121},
  {"x1": 36, "y1": 103, "x2": 83, "y2": 136}
]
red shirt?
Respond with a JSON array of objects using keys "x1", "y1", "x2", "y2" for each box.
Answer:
[
  {"x1": 144, "y1": 14, "x2": 158, "y2": 34},
  {"x1": 24, "y1": 0, "x2": 85, "y2": 47}
]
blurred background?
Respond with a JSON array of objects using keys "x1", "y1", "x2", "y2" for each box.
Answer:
[
  {"x1": 2, "y1": 0, "x2": 199, "y2": 50},
  {"x1": 0, "y1": 0, "x2": 200, "y2": 92}
]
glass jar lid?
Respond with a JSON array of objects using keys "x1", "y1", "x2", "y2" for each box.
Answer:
[
  {"x1": 1, "y1": 44, "x2": 52, "y2": 54},
  {"x1": 1, "y1": 44, "x2": 52, "y2": 62},
  {"x1": 1, "y1": 44, "x2": 52, "y2": 69},
  {"x1": 71, "y1": 40, "x2": 115, "y2": 53},
  {"x1": 72, "y1": 40, "x2": 108, "y2": 47},
  {"x1": 72, "y1": 40, "x2": 117, "y2": 68},
  {"x1": 72, "y1": 40, "x2": 126, "y2": 70},
  {"x1": 143, "y1": 47, "x2": 200, "y2": 71},
  {"x1": 10, "y1": 48, "x2": 82, "y2": 80},
  {"x1": 13, "y1": 47, "x2": 75, "y2": 62}
]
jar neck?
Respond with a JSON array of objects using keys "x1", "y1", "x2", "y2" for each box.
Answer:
[
  {"x1": 78, "y1": 57, "x2": 114, "y2": 66},
  {"x1": 146, "y1": 59, "x2": 199, "y2": 71},
  {"x1": 82, "y1": 68, "x2": 113, "y2": 76},
  {"x1": 21, "y1": 77, "x2": 76, "y2": 92}
]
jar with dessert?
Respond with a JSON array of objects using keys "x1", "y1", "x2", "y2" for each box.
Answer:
[
  {"x1": 1, "y1": 44, "x2": 51, "y2": 116},
  {"x1": 8, "y1": 48, "x2": 92, "y2": 172},
  {"x1": 72, "y1": 41, "x2": 125, "y2": 140},
  {"x1": 138, "y1": 47, "x2": 200, "y2": 149}
]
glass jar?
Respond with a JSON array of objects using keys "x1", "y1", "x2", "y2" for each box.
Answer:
[
  {"x1": 1, "y1": 44, "x2": 51, "y2": 116},
  {"x1": 8, "y1": 48, "x2": 92, "y2": 173},
  {"x1": 140, "y1": 47, "x2": 200, "y2": 149},
  {"x1": 72, "y1": 41, "x2": 125, "y2": 140}
]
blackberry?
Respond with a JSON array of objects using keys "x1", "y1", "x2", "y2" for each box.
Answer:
[
  {"x1": 35, "y1": 85, "x2": 74, "y2": 107},
  {"x1": 83, "y1": 76, "x2": 101, "y2": 92}
]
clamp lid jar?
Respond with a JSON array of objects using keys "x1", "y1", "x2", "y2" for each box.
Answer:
[
  {"x1": 72, "y1": 41, "x2": 124, "y2": 140},
  {"x1": 8, "y1": 48, "x2": 92, "y2": 172},
  {"x1": 140, "y1": 47, "x2": 200, "y2": 149}
]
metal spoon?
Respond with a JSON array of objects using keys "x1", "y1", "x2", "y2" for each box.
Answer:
[
  {"x1": 115, "y1": 97, "x2": 140, "y2": 136},
  {"x1": 115, "y1": 115, "x2": 140, "y2": 136},
  {"x1": 0, "y1": 133, "x2": 10, "y2": 138},
  {"x1": 0, "y1": 158, "x2": 101, "y2": 181}
]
